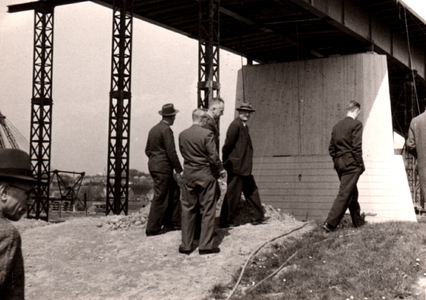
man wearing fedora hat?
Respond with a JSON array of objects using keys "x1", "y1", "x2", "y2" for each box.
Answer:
[
  {"x1": 0, "y1": 148, "x2": 37, "y2": 299},
  {"x1": 219, "y1": 102, "x2": 266, "y2": 228},
  {"x1": 145, "y1": 103, "x2": 184, "y2": 236}
]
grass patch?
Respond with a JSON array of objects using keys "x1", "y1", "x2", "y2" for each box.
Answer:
[{"x1": 210, "y1": 220, "x2": 426, "y2": 300}]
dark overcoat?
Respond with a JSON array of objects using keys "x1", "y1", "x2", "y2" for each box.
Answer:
[
  {"x1": 202, "y1": 114, "x2": 220, "y2": 153},
  {"x1": 145, "y1": 121, "x2": 183, "y2": 174},
  {"x1": 407, "y1": 111, "x2": 426, "y2": 200},
  {"x1": 222, "y1": 117, "x2": 253, "y2": 176},
  {"x1": 0, "y1": 217, "x2": 24, "y2": 299}
]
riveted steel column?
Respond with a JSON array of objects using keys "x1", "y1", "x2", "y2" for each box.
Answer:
[
  {"x1": 106, "y1": 0, "x2": 133, "y2": 215},
  {"x1": 28, "y1": 2, "x2": 54, "y2": 221},
  {"x1": 198, "y1": 0, "x2": 220, "y2": 109}
]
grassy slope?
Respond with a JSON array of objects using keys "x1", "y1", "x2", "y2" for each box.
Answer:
[{"x1": 210, "y1": 218, "x2": 426, "y2": 300}]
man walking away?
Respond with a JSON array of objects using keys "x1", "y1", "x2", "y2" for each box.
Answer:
[
  {"x1": 145, "y1": 103, "x2": 183, "y2": 236},
  {"x1": 323, "y1": 100, "x2": 366, "y2": 232}
]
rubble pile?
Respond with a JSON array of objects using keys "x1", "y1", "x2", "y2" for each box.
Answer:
[
  {"x1": 101, "y1": 205, "x2": 151, "y2": 230},
  {"x1": 99, "y1": 180, "x2": 296, "y2": 231}
]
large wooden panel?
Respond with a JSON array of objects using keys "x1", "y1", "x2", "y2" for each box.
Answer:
[{"x1": 238, "y1": 53, "x2": 416, "y2": 223}]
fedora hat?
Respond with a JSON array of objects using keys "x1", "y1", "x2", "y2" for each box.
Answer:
[
  {"x1": 236, "y1": 102, "x2": 256, "y2": 112},
  {"x1": 0, "y1": 149, "x2": 37, "y2": 183},
  {"x1": 158, "y1": 103, "x2": 179, "y2": 116}
]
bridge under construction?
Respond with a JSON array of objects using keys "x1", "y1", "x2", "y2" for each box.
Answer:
[{"x1": 6, "y1": 0, "x2": 426, "y2": 222}]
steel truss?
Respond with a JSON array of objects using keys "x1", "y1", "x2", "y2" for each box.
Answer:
[
  {"x1": 0, "y1": 111, "x2": 19, "y2": 149},
  {"x1": 28, "y1": 3, "x2": 54, "y2": 221},
  {"x1": 50, "y1": 170, "x2": 86, "y2": 212},
  {"x1": 198, "y1": 0, "x2": 220, "y2": 109},
  {"x1": 106, "y1": 0, "x2": 133, "y2": 215}
]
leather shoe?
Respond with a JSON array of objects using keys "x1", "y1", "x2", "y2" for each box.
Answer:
[
  {"x1": 322, "y1": 223, "x2": 334, "y2": 233},
  {"x1": 199, "y1": 247, "x2": 220, "y2": 255},
  {"x1": 250, "y1": 217, "x2": 269, "y2": 225},
  {"x1": 163, "y1": 226, "x2": 180, "y2": 232},
  {"x1": 220, "y1": 223, "x2": 239, "y2": 228},
  {"x1": 178, "y1": 247, "x2": 192, "y2": 255},
  {"x1": 354, "y1": 220, "x2": 368, "y2": 228},
  {"x1": 146, "y1": 229, "x2": 165, "y2": 237}
]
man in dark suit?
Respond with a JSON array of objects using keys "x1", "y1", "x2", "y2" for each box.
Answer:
[
  {"x1": 323, "y1": 100, "x2": 366, "y2": 232},
  {"x1": 219, "y1": 102, "x2": 266, "y2": 228},
  {"x1": 145, "y1": 103, "x2": 183, "y2": 237},
  {"x1": 406, "y1": 99, "x2": 426, "y2": 209},
  {"x1": 203, "y1": 97, "x2": 224, "y2": 152},
  {"x1": 178, "y1": 108, "x2": 225, "y2": 255}
]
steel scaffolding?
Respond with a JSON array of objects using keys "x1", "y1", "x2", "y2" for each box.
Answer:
[
  {"x1": 198, "y1": 0, "x2": 220, "y2": 109},
  {"x1": 28, "y1": 2, "x2": 54, "y2": 221},
  {"x1": 106, "y1": 0, "x2": 133, "y2": 215}
]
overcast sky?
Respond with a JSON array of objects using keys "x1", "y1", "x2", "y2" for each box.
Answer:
[
  {"x1": 0, "y1": 0, "x2": 425, "y2": 175},
  {"x1": 0, "y1": 0, "x2": 244, "y2": 175}
]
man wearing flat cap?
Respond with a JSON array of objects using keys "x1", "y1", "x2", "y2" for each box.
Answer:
[
  {"x1": 219, "y1": 102, "x2": 266, "y2": 228},
  {"x1": 0, "y1": 148, "x2": 37, "y2": 299},
  {"x1": 145, "y1": 103, "x2": 183, "y2": 236}
]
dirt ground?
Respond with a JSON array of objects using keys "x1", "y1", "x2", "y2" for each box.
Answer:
[{"x1": 13, "y1": 206, "x2": 314, "y2": 300}]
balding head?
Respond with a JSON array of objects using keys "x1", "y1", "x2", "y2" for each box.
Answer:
[{"x1": 192, "y1": 108, "x2": 208, "y2": 126}]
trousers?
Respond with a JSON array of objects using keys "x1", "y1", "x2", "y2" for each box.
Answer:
[
  {"x1": 326, "y1": 166, "x2": 364, "y2": 228},
  {"x1": 146, "y1": 172, "x2": 181, "y2": 234},
  {"x1": 180, "y1": 176, "x2": 218, "y2": 251},
  {"x1": 220, "y1": 173, "x2": 264, "y2": 226}
]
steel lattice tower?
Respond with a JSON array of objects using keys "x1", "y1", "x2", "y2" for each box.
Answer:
[
  {"x1": 198, "y1": 0, "x2": 220, "y2": 109},
  {"x1": 106, "y1": 0, "x2": 133, "y2": 215},
  {"x1": 28, "y1": 3, "x2": 54, "y2": 221}
]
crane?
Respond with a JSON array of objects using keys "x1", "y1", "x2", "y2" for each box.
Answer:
[{"x1": 0, "y1": 111, "x2": 28, "y2": 150}]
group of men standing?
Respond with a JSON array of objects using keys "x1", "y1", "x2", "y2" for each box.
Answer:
[{"x1": 144, "y1": 100, "x2": 266, "y2": 255}]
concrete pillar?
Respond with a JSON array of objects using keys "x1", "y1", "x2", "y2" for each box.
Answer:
[{"x1": 236, "y1": 53, "x2": 416, "y2": 223}]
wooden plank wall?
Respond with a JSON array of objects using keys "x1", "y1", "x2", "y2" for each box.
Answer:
[{"x1": 237, "y1": 53, "x2": 417, "y2": 223}]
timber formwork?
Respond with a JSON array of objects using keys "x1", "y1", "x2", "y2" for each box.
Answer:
[
  {"x1": 28, "y1": 2, "x2": 54, "y2": 221},
  {"x1": 198, "y1": 0, "x2": 220, "y2": 109},
  {"x1": 106, "y1": 0, "x2": 133, "y2": 215}
]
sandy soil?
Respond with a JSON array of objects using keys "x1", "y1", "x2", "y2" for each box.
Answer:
[{"x1": 13, "y1": 207, "x2": 314, "y2": 300}]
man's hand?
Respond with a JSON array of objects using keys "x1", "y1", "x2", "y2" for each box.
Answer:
[{"x1": 175, "y1": 171, "x2": 185, "y2": 187}]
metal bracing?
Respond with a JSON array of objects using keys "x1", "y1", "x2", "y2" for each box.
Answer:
[
  {"x1": 106, "y1": 0, "x2": 133, "y2": 215},
  {"x1": 28, "y1": 3, "x2": 54, "y2": 221},
  {"x1": 49, "y1": 170, "x2": 86, "y2": 212},
  {"x1": 198, "y1": 0, "x2": 220, "y2": 109},
  {"x1": 0, "y1": 111, "x2": 19, "y2": 149}
]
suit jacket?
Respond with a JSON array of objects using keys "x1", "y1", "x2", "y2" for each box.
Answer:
[
  {"x1": 179, "y1": 124, "x2": 223, "y2": 182},
  {"x1": 0, "y1": 217, "x2": 24, "y2": 300},
  {"x1": 407, "y1": 112, "x2": 426, "y2": 199},
  {"x1": 329, "y1": 116, "x2": 364, "y2": 171},
  {"x1": 407, "y1": 111, "x2": 426, "y2": 161},
  {"x1": 202, "y1": 114, "x2": 220, "y2": 153},
  {"x1": 222, "y1": 117, "x2": 253, "y2": 176},
  {"x1": 145, "y1": 121, "x2": 183, "y2": 174}
]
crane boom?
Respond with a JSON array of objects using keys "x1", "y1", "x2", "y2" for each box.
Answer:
[{"x1": 0, "y1": 111, "x2": 19, "y2": 149}]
